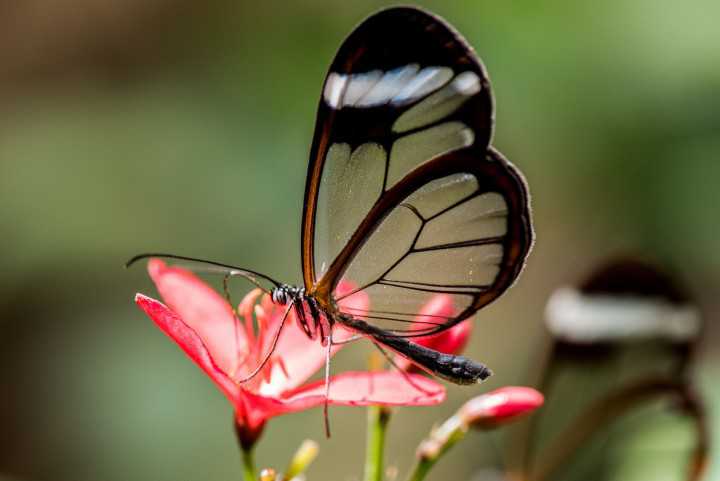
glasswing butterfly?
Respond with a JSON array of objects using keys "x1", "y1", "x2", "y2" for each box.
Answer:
[
  {"x1": 128, "y1": 6, "x2": 533, "y2": 429},
  {"x1": 512, "y1": 259, "x2": 705, "y2": 481}
]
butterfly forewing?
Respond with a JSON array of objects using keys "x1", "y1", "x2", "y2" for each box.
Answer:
[{"x1": 302, "y1": 7, "x2": 532, "y2": 334}]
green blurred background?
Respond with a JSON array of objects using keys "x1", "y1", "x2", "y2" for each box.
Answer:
[{"x1": 1, "y1": 1, "x2": 718, "y2": 480}]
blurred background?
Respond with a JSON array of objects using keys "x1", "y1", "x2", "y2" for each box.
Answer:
[{"x1": 1, "y1": 0, "x2": 718, "y2": 480}]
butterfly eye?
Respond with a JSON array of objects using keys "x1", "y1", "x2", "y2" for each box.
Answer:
[{"x1": 272, "y1": 289, "x2": 288, "y2": 305}]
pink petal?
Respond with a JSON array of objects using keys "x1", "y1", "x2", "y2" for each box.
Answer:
[
  {"x1": 135, "y1": 294, "x2": 239, "y2": 402},
  {"x1": 424, "y1": 320, "x2": 473, "y2": 356},
  {"x1": 231, "y1": 372, "x2": 445, "y2": 434},
  {"x1": 283, "y1": 371, "x2": 446, "y2": 406},
  {"x1": 414, "y1": 294, "x2": 457, "y2": 341},
  {"x1": 147, "y1": 259, "x2": 247, "y2": 376},
  {"x1": 334, "y1": 280, "x2": 371, "y2": 318},
  {"x1": 332, "y1": 280, "x2": 368, "y2": 344},
  {"x1": 233, "y1": 388, "x2": 287, "y2": 431},
  {"x1": 335, "y1": 280, "x2": 370, "y2": 311}
]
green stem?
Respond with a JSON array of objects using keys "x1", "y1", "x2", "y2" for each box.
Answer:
[
  {"x1": 405, "y1": 416, "x2": 466, "y2": 481},
  {"x1": 241, "y1": 447, "x2": 257, "y2": 481},
  {"x1": 364, "y1": 405, "x2": 391, "y2": 481},
  {"x1": 406, "y1": 459, "x2": 434, "y2": 481},
  {"x1": 530, "y1": 377, "x2": 697, "y2": 481}
]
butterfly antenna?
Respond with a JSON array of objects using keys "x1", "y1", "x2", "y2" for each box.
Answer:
[
  {"x1": 324, "y1": 334, "x2": 333, "y2": 438},
  {"x1": 125, "y1": 252, "x2": 282, "y2": 293},
  {"x1": 233, "y1": 300, "x2": 294, "y2": 384}
]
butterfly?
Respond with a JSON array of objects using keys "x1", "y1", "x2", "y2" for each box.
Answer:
[
  {"x1": 128, "y1": 5, "x2": 533, "y2": 416},
  {"x1": 513, "y1": 259, "x2": 704, "y2": 481}
]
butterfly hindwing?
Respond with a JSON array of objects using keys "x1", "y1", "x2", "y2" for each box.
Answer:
[{"x1": 334, "y1": 147, "x2": 531, "y2": 336}]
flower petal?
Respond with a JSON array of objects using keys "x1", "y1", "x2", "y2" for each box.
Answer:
[
  {"x1": 335, "y1": 280, "x2": 370, "y2": 313},
  {"x1": 235, "y1": 372, "x2": 444, "y2": 434},
  {"x1": 414, "y1": 294, "x2": 457, "y2": 340},
  {"x1": 334, "y1": 280, "x2": 371, "y2": 322},
  {"x1": 135, "y1": 294, "x2": 239, "y2": 402},
  {"x1": 147, "y1": 259, "x2": 247, "y2": 376},
  {"x1": 234, "y1": 387, "x2": 286, "y2": 430},
  {"x1": 423, "y1": 320, "x2": 472, "y2": 355},
  {"x1": 232, "y1": 372, "x2": 445, "y2": 432},
  {"x1": 283, "y1": 371, "x2": 446, "y2": 406}
]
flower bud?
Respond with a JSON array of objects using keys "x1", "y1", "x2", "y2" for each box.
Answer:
[
  {"x1": 260, "y1": 468, "x2": 277, "y2": 481},
  {"x1": 458, "y1": 387, "x2": 544, "y2": 429},
  {"x1": 284, "y1": 439, "x2": 319, "y2": 481}
]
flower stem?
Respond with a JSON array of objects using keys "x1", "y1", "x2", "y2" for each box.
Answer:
[
  {"x1": 405, "y1": 459, "x2": 434, "y2": 481},
  {"x1": 241, "y1": 447, "x2": 257, "y2": 481},
  {"x1": 530, "y1": 377, "x2": 703, "y2": 481},
  {"x1": 405, "y1": 416, "x2": 466, "y2": 481},
  {"x1": 364, "y1": 405, "x2": 391, "y2": 481}
]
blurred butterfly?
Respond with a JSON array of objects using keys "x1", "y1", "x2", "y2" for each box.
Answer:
[
  {"x1": 510, "y1": 259, "x2": 706, "y2": 481},
  {"x1": 129, "y1": 6, "x2": 532, "y2": 409}
]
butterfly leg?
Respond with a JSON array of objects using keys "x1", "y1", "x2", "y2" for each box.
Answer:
[
  {"x1": 323, "y1": 332, "x2": 333, "y2": 438},
  {"x1": 329, "y1": 334, "x2": 365, "y2": 345},
  {"x1": 222, "y1": 273, "x2": 247, "y2": 378},
  {"x1": 222, "y1": 271, "x2": 272, "y2": 378},
  {"x1": 233, "y1": 300, "x2": 294, "y2": 384}
]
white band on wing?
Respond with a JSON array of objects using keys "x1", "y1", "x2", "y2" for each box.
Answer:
[
  {"x1": 544, "y1": 287, "x2": 701, "y2": 344},
  {"x1": 323, "y1": 65, "x2": 456, "y2": 109}
]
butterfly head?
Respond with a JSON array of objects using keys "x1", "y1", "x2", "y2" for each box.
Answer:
[{"x1": 271, "y1": 285, "x2": 305, "y2": 305}]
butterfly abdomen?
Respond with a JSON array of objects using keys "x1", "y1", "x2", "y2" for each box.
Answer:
[
  {"x1": 377, "y1": 333, "x2": 492, "y2": 385},
  {"x1": 340, "y1": 315, "x2": 492, "y2": 384}
]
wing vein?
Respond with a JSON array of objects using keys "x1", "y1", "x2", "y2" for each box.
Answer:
[{"x1": 410, "y1": 235, "x2": 505, "y2": 252}]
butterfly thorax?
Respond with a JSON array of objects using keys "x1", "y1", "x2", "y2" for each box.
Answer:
[{"x1": 271, "y1": 284, "x2": 335, "y2": 343}]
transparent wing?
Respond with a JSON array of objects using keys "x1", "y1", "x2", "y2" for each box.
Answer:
[
  {"x1": 333, "y1": 148, "x2": 531, "y2": 335},
  {"x1": 301, "y1": 7, "x2": 532, "y2": 333}
]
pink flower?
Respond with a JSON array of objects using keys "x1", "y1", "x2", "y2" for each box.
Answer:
[
  {"x1": 135, "y1": 260, "x2": 445, "y2": 446},
  {"x1": 395, "y1": 293, "x2": 473, "y2": 371},
  {"x1": 458, "y1": 386, "x2": 544, "y2": 429}
]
